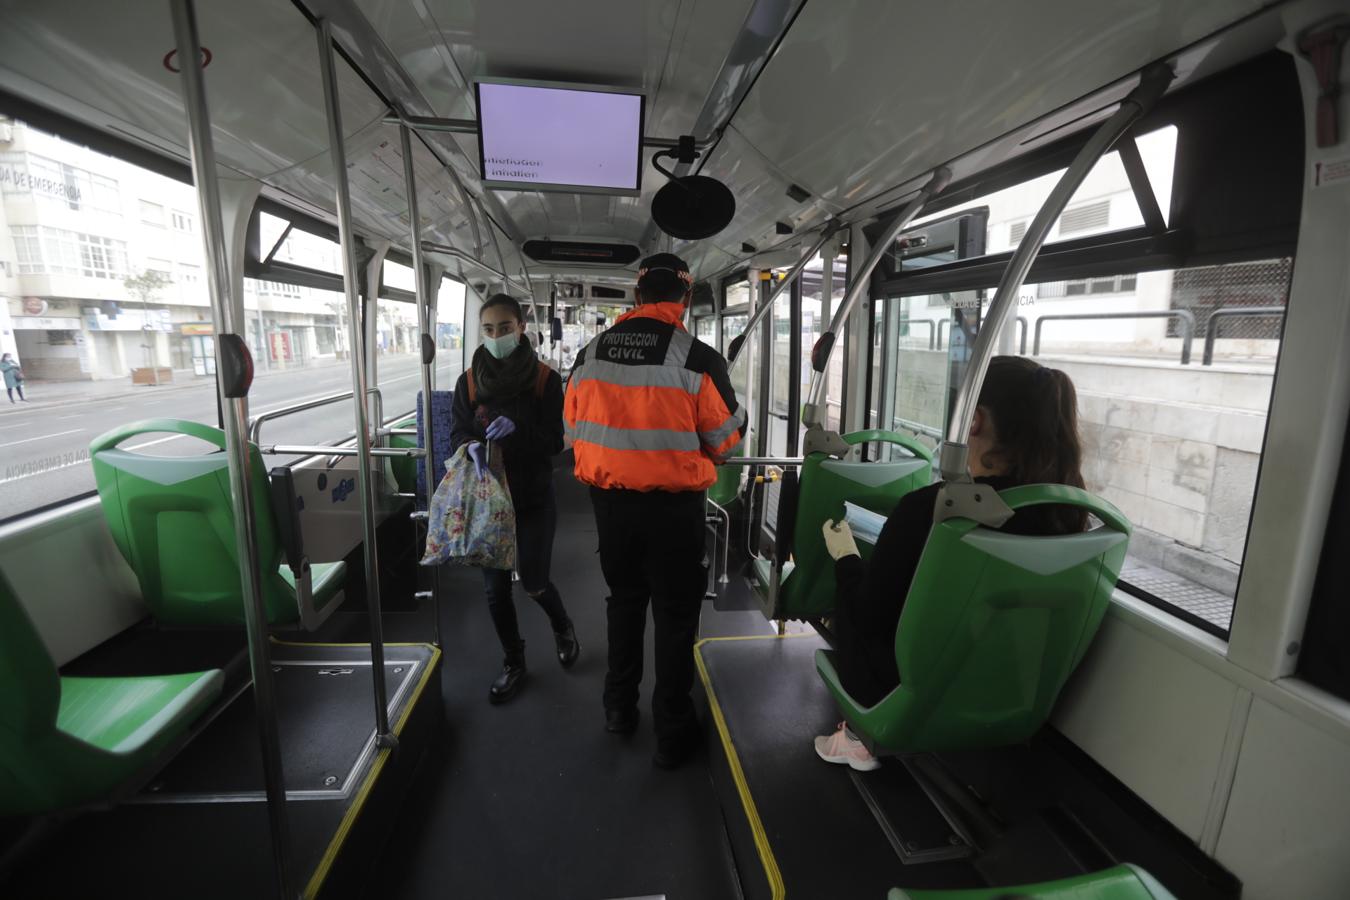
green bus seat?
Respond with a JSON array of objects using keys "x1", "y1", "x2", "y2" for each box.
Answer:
[
  {"x1": 0, "y1": 571, "x2": 223, "y2": 815},
  {"x1": 755, "y1": 429, "x2": 933, "y2": 620},
  {"x1": 709, "y1": 445, "x2": 744, "y2": 508},
  {"x1": 388, "y1": 414, "x2": 419, "y2": 495},
  {"x1": 887, "y1": 863, "x2": 1176, "y2": 899},
  {"x1": 90, "y1": 418, "x2": 345, "y2": 629},
  {"x1": 706, "y1": 445, "x2": 746, "y2": 592},
  {"x1": 817, "y1": 484, "x2": 1130, "y2": 753}
]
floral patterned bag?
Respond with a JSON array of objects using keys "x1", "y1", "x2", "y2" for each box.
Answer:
[{"x1": 420, "y1": 444, "x2": 516, "y2": 569}]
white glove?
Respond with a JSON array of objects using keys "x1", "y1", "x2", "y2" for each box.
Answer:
[{"x1": 822, "y1": 518, "x2": 860, "y2": 561}]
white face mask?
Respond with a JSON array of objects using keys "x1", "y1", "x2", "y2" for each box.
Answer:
[{"x1": 483, "y1": 331, "x2": 519, "y2": 360}]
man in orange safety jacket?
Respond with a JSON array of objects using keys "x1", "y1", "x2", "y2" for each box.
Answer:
[{"x1": 564, "y1": 252, "x2": 746, "y2": 768}]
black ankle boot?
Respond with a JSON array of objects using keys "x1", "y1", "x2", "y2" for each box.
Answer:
[
  {"x1": 553, "y1": 622, "x2": 580, "y2": 668},
  {"x1": 489, "y1": 653, "x2": 526, "y2": 704}
]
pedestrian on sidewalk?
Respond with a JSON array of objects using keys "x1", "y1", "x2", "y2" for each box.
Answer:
[{"x1": 1, "y1": 353, "x2": 26, "y2": 403}]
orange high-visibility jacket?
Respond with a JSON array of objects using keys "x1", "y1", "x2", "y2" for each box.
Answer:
[{"x1": 564, "y1": 301, "x2": 747, "y2": 492}]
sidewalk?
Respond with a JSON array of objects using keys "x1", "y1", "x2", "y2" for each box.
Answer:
[{"x1": 0, "y1": 357, "x2": 352, "y2": 415}]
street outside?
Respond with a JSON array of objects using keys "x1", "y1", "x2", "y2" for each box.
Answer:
[{"x1": 0, "y1": 351, "x2": 462, "y2": 520}]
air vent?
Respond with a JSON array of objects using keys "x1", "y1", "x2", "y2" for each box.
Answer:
[{"x1": 523, "y1": 240, "x2": 641, "y2": 266}]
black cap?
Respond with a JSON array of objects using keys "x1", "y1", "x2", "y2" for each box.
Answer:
[{"x1": 636, "y1": 252, "x2": 693, "y2": 303}]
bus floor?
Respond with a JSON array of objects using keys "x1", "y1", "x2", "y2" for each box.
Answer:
[
  {"x1": 348, "y1": 460, "x2": 1236, "y2": 900},
  {"x1": 353, "y1": 460, "x2": 1235, "y2": 900}
]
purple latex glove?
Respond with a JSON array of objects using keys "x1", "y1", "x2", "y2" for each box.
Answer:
[
  {"x1": 484, "y1": 416, "x2": 516, "y2": 441},
  {"x1": 467, "y1": 441, "x2": 488, "y2": 479}
]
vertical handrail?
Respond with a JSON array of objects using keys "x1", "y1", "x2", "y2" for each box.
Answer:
[
  {"x1": 939, "y1": 64, "x2": 1173, "y2": 485},
  {"x1": 316, "y1": 18, "x2": 393, "y2": 743},
  {"x1": 400, "y1": 123, "x2": 442, "y2": 648},
  {"x1": 169, "y1": 1, "x2": 294, "y2": 896},
  {"x1": 1202, "y1": 306, "x2": 1286, "y2": 365},
  {"x1": 727, "y1": 225, "x2": 839, "y2": 365},
  {"x1": 802, "y1": 167, "x2": 951, "y2": 431}
]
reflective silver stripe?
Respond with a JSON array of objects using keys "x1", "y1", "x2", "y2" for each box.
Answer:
[
  {"x1": 570, "y1": 358, "x2": 703, "y2": 393},
  {"x1": 665, "y1": 328, "x2": 693, "y2": 370},
  {"x1": 572, "y1": 420, "x2": 701, "y2": 452},
  {"x1": 699, "y1": 404, "x2": 747, "y2": 451}
]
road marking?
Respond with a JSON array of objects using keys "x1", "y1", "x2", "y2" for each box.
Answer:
[
  {"x1": 0, "y1": 458, "x2": 87, "y2": 485},
  {"x1": 124, "y1": 434, "x2": 189, "y2": 451},
  {"x1": 0, "y1": 429, "x2": 83, "y2": 449}
]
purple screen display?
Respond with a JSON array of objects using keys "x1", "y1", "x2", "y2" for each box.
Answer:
[{"x1": 478, "y1": 83, "x2": 641, "y2": 191}]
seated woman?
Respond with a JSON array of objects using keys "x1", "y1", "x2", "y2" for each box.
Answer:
[{"x1": 814, "y1": 356, "x2": 1088, "y2": 771}]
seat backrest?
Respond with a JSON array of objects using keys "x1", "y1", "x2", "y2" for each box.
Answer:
[
  {"x1": 778, "y1": 429, "x2": 933, "y2": 618},
  {"x1": 89, "y1": 419, "x2": 295, "y2": 626},
  {"x1": 415, "y1": 389, "x2": 456, "y2": 504},
  {"x1": 388, "y1": 415, "x2": 419, "y2": 495},
  {"x1": 708, "y1": 443, "x2": 744, "y2": 507},
  {"x1": 887, "y1": 484, "x2": 1130, "y2": 751},
  {"x1": 0, "y1": 571, "x2": 59, "y2": 745}
]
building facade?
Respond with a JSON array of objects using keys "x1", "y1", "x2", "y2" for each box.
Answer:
[{"x1": 0, "y1": 119, "x2": 372, "y2": 382}]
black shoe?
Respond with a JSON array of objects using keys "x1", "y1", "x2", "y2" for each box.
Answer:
[
  {"x1": 554, "y1": 623, "x2": 580, "y2": 668},
  {"x1": 653, "y1": 726, "x2": 701, "y2": 770},
  {"x1": 489, "y1": 662, "x2": 526, "y2": 704},
  {"x1": 605, "y1": 707, "x2": 639, "y2": 734}
]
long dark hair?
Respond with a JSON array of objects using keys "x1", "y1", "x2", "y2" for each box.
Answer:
[
  {"x1": 976, "y1": 356, "x2": 1086, "y2": 532},
  {"x1": 480, "y1": 293, "x2": 524, "y2": 324}
]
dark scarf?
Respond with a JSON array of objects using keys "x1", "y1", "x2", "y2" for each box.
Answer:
[{"x1": 471, "y1": 339, "x2": 538, "y2": 404}]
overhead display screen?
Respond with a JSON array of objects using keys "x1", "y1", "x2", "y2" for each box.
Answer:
[{"x1": 476, "y1": 80, "x2": 645, "y2": 195}]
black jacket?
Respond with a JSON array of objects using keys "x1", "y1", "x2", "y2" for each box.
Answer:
[
  {"x1": 449, "y1": 366, "x2": 564, "y2": 511},
  {"x1": 832, "y1": 475, "x2": 1067, "y2": 706}
]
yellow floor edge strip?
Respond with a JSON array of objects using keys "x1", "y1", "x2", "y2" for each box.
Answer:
[
  {"x1": 303, "y1": 642, "x2": 442, "y2": 900},
  {"x1": 695, "y1": 633, "x2": 815, "y2": 900}
]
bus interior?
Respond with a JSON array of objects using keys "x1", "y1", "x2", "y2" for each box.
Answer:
[{"x1": 1, "y1": 0, "x2": 1349, "y2": 898}]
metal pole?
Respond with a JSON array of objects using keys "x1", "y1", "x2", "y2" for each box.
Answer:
[
  {"x1": 727, "y1": 225, "x2": 840, "y2": 365},
  {"x1": 802, "y1": 167, "x2": 952, "y2": 431},
  {"x1": 400, "y1": 123, "x2": 442, "y2": 649},
  {"x1": 939, "y1": 64, "x2": 1173, "y2": 491},
  {"x1": 421, "y1": 242, "x2": 528, "y2": 294},
  {"x1": 819, "y1": 248, "x2": 835, "y2": 423},
  {"x1": 169, "y1": 2, "x2": 294, "y2": 897},
  {"x1": 316, "y1": 18, "x2": 394, "y2": 743}
]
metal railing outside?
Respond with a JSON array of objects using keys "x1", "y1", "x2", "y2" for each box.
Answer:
[
  {"x1": 1202, "y1": 306, "x2": 1286, "y2": 365},
  {"x1": 895, "y1": 318, "x2": 936, "y2": 350},
  {"x1": 936, "y1": 316, "x2": 1028, "y2": 354},
  {"x1": 1032, "y1": 310, "x2": 1196, "y2": 364},
  {"x1": 249, "y1": 387, "x2": 384, "y2": 445}
]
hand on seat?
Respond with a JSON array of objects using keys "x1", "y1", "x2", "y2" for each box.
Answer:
[
  {"x1": 485, "y1": 416, "x2": 516, "y2": 440},
  {"x1": 822, "y1": 519, "x2": 860, "y2": 561},
  {"x1": 467, "y1": 441, "x2": 488, "y2": 479}
]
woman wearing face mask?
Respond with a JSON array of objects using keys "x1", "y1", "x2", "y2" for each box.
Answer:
[
  {"x1": 813, "y1": 356, "x2": 1087, "y2": 771},
  {"x1": 449, "y1": 294, "x2": 579, "y2": 703}
]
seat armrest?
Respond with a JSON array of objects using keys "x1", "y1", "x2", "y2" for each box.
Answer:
[
  {"x1": 269, "y1": 465, "x2": 306, "y2": 575},
  {"x1": 269, "y1": 466, "x2": 339, "y2": 630}
]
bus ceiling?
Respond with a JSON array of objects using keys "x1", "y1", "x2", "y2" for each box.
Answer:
[{"x1": 0, "y1": 0, "x2": 1295, "y2": 281}]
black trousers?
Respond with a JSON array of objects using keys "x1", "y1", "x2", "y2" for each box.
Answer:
[
  {"x1": 482, "y1": 486, "x2": 570, "y2": 664},
  {"x1": 591, "y1": 487, "x2": 707, "y2": 742}
]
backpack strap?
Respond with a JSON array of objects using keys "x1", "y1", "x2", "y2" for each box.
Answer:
[{"x1": 466, "y1": 368, "x2": 476, "y2": 404}]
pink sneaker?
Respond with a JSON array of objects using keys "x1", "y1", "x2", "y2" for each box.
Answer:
[{"x1": 813, "y1": 722, "x2": 880, "y2": 772}]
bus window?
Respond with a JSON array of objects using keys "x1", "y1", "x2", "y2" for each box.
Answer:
[
  {"x1": 0, "y1": 118, "x2": 223, "y2": 521},
  {"x1": 1026, "y1": 259, "x2": 1290, "y2": 635}
]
